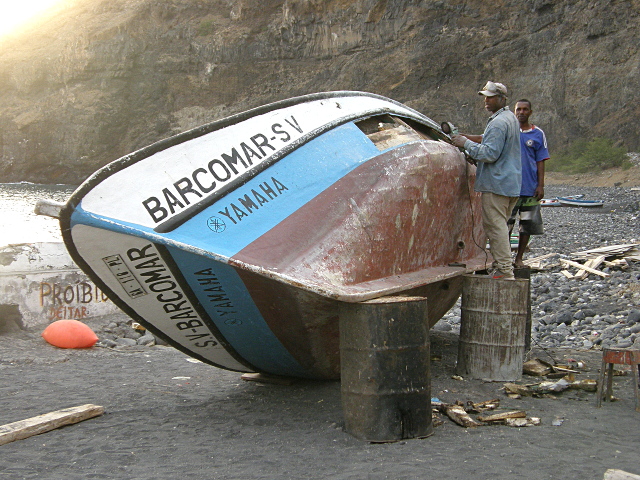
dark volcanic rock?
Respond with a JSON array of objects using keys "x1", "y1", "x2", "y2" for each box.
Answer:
[{"x1": 1, "y1": 0, "x2": 640, "y2": 183}]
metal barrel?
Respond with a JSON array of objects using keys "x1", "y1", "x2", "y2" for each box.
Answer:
[
  {"x1": 456, "y1": 275, "x2": 529, "y2": 381},
  {"x1": 339, "y1": 296, "x2": 432, "y2": 442},
  {"x1": 514, "y1": 266, "x2": 532, "y2": 352}
]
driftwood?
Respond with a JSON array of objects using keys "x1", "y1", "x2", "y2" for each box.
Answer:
[
  {"x1": 603, "y1": 469, "x2": 640, "y2": 480},
  {"x1": 477, "y1": 410, "x2": 526, "y2": 423},
  {"x1": 0, "y1": 404, "x2": 104, "y2": 446},
  {"x1": 523, "y1": 358, "x2": 552, "y2": 376},
  {"x1": 444, "y1": 405, "x2": 482, "y2": 428},
  {"x1": 466, "y1": 399, "x2": 500, "y2": 413},
  {"x1": 505, "y1": 417, "x2": 541, "y2": 427}
]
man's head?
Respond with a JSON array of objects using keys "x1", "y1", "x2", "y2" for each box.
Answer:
[
  {"x1": 478, "y1": 81, "x2": 508, "y2": 113},
  {"x1": 515, "y1": 99, "x2": 532, "y2": 127}
]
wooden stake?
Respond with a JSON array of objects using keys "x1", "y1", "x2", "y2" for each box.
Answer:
[{"x1": 0, "y1": 404, "x2": 104, "y2": 446}]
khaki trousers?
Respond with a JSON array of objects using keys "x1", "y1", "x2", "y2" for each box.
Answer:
[{"x1": 482, "y1": 192, "x2": 519, "y2": 277}]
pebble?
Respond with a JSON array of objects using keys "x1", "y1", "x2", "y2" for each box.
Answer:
[{"x1": 437, "y1": 184, "x2": 640, "y2": 351}]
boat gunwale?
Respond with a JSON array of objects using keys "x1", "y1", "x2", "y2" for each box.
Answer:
[{"x1": 60, "y1": 91, "x2": 444, "y2": 227}]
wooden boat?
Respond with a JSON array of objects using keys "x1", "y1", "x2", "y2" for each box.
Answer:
[
  {"x1": 57, "y1": 91, "x2": 487, "y2": 379},
  {"x1": 557, "y1": 196, "x2": 604, "y2": 208},
  {"x1": 542, "y1": 195, "x2": 585, "y2": 207}
]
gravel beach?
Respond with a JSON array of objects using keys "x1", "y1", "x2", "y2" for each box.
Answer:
[
  {"x1": 438, "y1": 184, "x2": 640, "y2": 353},
  {"x1": 1, "y1": 181, "x2": 639, "y2": 480}
]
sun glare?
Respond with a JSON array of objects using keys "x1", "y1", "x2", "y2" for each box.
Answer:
[{"x1": 0, "y1": 0, "x2": 65, "y2": 37}]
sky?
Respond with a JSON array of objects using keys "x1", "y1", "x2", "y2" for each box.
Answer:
[{"x1": 0, "y1": 0, "x2": 64, "y2": 37}]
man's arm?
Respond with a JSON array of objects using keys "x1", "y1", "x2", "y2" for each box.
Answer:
[
  {"x1": 457, "y1": 123, "x2": 506, "y2": 164},
  {"x1": 534, "y1": 160, "x2": 546, "y2": 199},
  {"x1": 459, "y1": 134, "x2": 483, "y2": 143}
]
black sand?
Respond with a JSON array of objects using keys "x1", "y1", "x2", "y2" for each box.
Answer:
[{"x1": 1, "y1": 315, "x2": 639, "y2": 480}]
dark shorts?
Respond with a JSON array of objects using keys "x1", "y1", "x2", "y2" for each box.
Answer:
[{"x1": 507, "y1": 196, "x2": 544, "y2": 235}]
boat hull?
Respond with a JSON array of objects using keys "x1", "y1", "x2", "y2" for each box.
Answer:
[
  {"x1": 60, "y1": 92, "x2": 487, "y2": 379},
  {"x1": 557, "y1": 197, "x2": 604, "y2": 207}
]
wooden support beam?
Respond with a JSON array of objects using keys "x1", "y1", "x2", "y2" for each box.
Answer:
[{"x1": 0, "y1": 404, "x2": 104, "y2": 446}]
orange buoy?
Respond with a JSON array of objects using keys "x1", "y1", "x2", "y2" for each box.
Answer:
[{"x1": 42, "y1": 320, "x2": 99, "y2": 349}]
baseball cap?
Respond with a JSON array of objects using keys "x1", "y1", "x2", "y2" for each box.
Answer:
[{"x1": 478, "y1": 81, "x2": 508, "y2": 97}]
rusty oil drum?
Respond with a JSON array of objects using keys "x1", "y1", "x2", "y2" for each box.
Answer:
[
  {"x1": 339, "y1": 296, "x2": 432, "y2": 442},
  {"x1": 456, "y1": 275, "x2": 529, "y2": 382}
]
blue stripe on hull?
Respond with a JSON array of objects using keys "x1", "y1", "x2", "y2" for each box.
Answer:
[
  {"x1": 68, "y1": 122, "x2": 387, "y2": 377},
  {"x1": 163, "y1": 122, "x2": 381, "y2": 258},
  {"x1": 166, "y1": 246, "x2": 312, "y2": 378}
]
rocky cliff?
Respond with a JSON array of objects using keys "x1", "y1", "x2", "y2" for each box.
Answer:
[{"x1": 0, "y1": 0, "x2": 638, "y2": 184}]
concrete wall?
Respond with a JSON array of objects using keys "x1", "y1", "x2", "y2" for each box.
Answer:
[{"x1": 0, "y1": 242, "x2": 120, "y2": 331}]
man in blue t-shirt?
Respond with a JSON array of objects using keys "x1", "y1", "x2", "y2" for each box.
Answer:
[{"x1": 508, "y1": 99, "x2": 550, "y2": 268}]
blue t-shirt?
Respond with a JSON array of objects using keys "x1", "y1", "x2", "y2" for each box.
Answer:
[{"x1": 519, "y1": 126, "x2": 550, "y2": 196}]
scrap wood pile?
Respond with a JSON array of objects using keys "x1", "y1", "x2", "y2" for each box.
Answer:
[
  {"x1": 503, "y1": 357, "x2": 599, "y2": 399},
  {"x1": 522, "y1": 243, "x2": 639, "y2": 278},
  {"x1": 431, "y1": 398, "x2": 540, "y2": 428},
  {"x1": 435, "y1": 357, "x2": 603, "y2": 429},
  {"x1": 561, "y1": 243, "x2": 640, "y2": 279}
]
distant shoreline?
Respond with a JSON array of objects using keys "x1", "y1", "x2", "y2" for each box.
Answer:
[{"x1": 546, "y1": 166, "x2": 640, "y2": 188}]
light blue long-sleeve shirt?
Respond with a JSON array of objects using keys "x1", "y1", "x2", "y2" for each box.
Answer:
[{"x1": 464, "y1": 106, "x2": 522, "y2": 197}]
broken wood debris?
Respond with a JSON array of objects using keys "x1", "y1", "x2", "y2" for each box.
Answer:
[
  {"x1": 504, "y1": 374, "x2": 598, "y2": 398},
  {"x1": 444, "y1": 404, "x2": 483, "y2": 428},
  {"x1": 559, "y1": 258, "x2": 609, "y2": 278},
  {"x1": 521, "y1": 244, "x2": 638, "y2": 276},
  {"x1": 522, "y1": 252, "x2": 559, "y2": 270},
  {"x1": 0, "y1": 404, "x2": 104, "y2": 446},
  {"x1": 558, "y1": 243, "x2": 640, "y2": 279},
  {"x1": 571, "y1": 243, "x2": 640, "y2": 261},
  {"x1": 466, "y1": 398, "x2": 500, "y2": 413},
  {"x1": 477, "y1": 410, "x2": 526, "y2": 423},
  {"x1": 505, "y1": 417, "x2": 541, "y2": 427},
  {"x1": 523, "y1": 358, "x2": 553, "y2": 376},
  {"x1": 431, "y1": 399, "x2": 538, "y2": 428},
  {"x1": 603, "y1": 469, "x2": 640, "y2": 480}
]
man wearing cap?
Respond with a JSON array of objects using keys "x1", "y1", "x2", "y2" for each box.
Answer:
[{"x1": 452, "y1": 81, "x2": 521, "y2": 279}]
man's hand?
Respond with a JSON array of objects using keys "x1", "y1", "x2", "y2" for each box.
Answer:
[
  {"x1": 534, "y1": 185, "x2": 544, "y2": 200},
  {"x1": 451, "y1": 134, "x2": 467, "y2": 149}
]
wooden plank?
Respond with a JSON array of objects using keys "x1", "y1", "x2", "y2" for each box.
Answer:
[
  {"x1": 561, "y1": 270, "x2": 574, "y2": 279},
  {"x1": 477, "y1": 410, "x2": 527, "y2": 422},
  {"x1": 240, "y1": 372, "x2": 296, "y2": 385},
  {"x1": 603, "y1": 469, "x2": 640, "y2": 480},
  {"x1": 444, "y1": 405, "x2": 482, "y2": 428},
  {"x1": 522, "y1": 253, "x2": 556, "y2": 265},
  {"x1": 559, "y1": 258, "x2": 609, "y2": 277},
  {"x1": 574, "y1": 258, "x2": 595, "y2": 280},
  {"x1": 576, "y1": 255, "x2": 605, "y2": 279},
  {"x1": 0, "y1": 404, "x2": 104, "y2": 446},
  {"x1": 571, "y1": 243, "x2": 640, "y2": 260}
]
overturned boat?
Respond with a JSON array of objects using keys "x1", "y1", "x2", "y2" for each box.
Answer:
[{"x1": 58, "y1": 91, "x2": 487, "y2": 379}]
